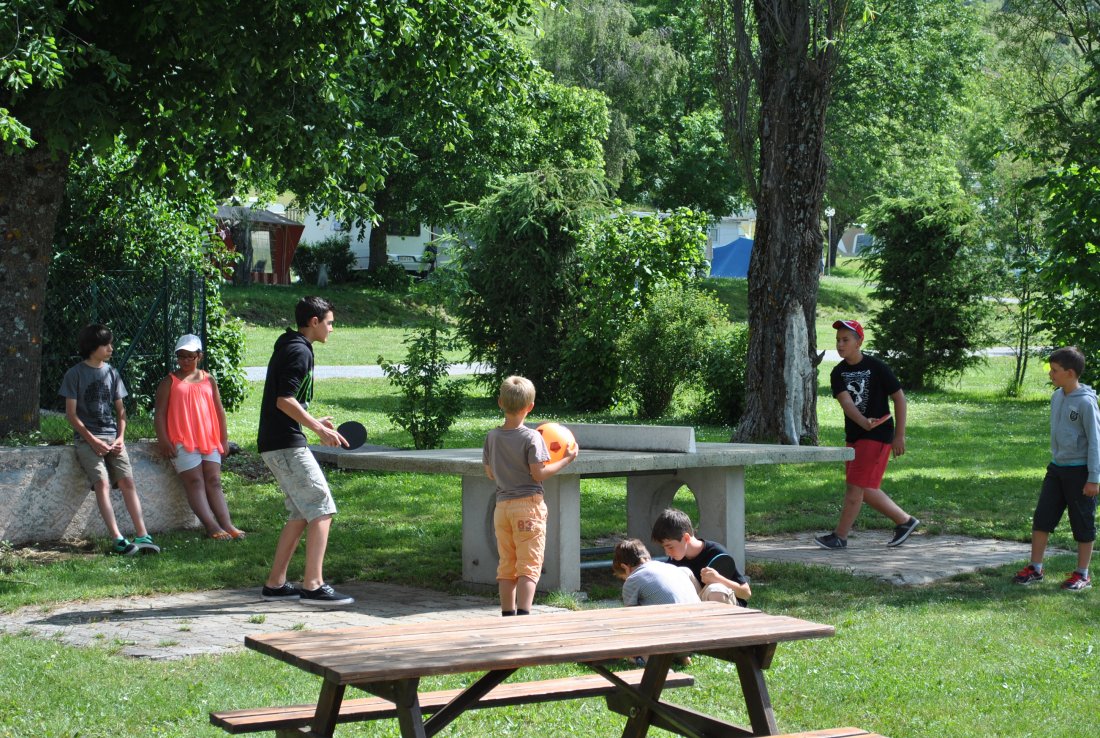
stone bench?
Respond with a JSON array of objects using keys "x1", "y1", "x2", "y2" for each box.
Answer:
[{"x1": 0, "y1": 442, "x2": 199, "y2": 545}]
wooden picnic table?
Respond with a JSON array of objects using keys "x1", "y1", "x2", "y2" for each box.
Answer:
[
  {"x1": 313, "y1": 427, "x2": 852, "y2": 591},
  {"x1": 241, "y1": 602, "x2": 835, "y2": 737}
]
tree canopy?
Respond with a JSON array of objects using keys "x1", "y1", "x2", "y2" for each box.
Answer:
[{"x1": 0, "y1": 0, "x2": 544, "y2": 435}]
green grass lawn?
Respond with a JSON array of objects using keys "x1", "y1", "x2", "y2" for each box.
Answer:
[
  {"x1": 3, "y1": 356, "x2": 1096, "y2": 737},
  {"x1": 2, "y1": 269, "x2": 1090, "y2": 737}
]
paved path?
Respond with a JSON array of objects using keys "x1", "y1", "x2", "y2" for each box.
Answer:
[{"x1": 0, "y1": 533, "x2": 1055, "y2": 661}]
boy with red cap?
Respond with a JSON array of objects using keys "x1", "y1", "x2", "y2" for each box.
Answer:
[{"x1": 815, "y1": 319, "x2": 920, "y2": 549}]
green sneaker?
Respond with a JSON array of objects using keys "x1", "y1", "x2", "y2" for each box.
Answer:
[
  {"x1": 112, "y1": 538, "x2": 137, "y2": 556},
  {"x1": 133, "y1": 535, "x2": 154, "y2": 546}
]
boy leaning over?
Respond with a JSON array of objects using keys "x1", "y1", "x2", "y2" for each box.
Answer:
[
  {"x1": 651, "y1": 508, "x2": 751, "y2": 606},
  {"x1": 483, "y1": 376, "x2": 578, "y2": 616},
  {"x1": 59, "y1": 324, "x2": 154, "y2": 555},
  {"x1": 612, "y1": 538, "x2": 700, "y2": 606},
  {"x1": 1014, "y1": 346, "x2": 1099, "y2": 591}
]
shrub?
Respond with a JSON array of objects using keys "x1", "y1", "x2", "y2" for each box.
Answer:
[
  {"x1": 379, "y1": 323, "x2": 466, "y2": 450},
  {"x1": 454, "y1": 169, "x2": 607, "y2": 400},
  {"x1": 292, "y1": 236, "x2": 356, "y2": 285},
  {"x1": 862, "y1": 193, "x2": 995, "y2": 389},
  {"x1": 695, "y1": 323, "x2": 750, "y2": 427},
  {"x1": 356, "y1": 260, "x2": 411, "y2": 293},
  {"x1": 620, "y1": 283, "x2": 727, "y2": 419},
  {"x1": 558, "y1": 207, "x2": 710, "y2": 410}
]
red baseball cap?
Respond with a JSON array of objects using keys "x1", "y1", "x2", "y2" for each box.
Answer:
[{"x1": 832, "y1": 319, "x2": 864, "y2": 340}]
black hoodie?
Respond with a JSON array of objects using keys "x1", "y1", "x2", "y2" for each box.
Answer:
[{"x1": 257, "y1": 329, "x2": 315, "y2": 453}]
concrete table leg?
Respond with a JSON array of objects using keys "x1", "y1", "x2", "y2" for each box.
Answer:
[
  {"x1": 626, "y1": 466, "x2": 746, "y2": 571},
  {"x1": 461, "y1": 474, "x2": 582, "y2": 592}
]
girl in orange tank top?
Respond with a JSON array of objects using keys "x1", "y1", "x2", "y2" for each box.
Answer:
[{"x1": 154, "y1": 334, "x2": 244, "y2": 540}]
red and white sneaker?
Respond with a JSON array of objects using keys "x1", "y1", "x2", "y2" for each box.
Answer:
[
  {"x1": 1012, "y1": 564, "x2": 1044, "y2": 585},
  {"x1": 1061, "y1": 572, "x2": 1092, "y2": 591}
]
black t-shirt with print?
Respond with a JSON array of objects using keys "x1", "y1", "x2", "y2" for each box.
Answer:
[
  {"x1": 257, "y1": 329, "x2": 315, "y2": 453},
  {"x1": 830, "y1": 353, "x2": 901, "y2": 444}
]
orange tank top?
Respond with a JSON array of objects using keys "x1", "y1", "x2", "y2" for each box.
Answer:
[{"x1": 165, "y1": 371, "x2": 226, "y2": 455}]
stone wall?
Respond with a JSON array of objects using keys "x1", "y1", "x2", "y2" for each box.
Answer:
[{"x1": 0, "y1": 442, "x2": 199, "y2": 545}]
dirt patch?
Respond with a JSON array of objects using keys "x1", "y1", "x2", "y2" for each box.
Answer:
[
  {"x1": 1, "y1": 539, "x2": 99, "y2": 572},
  {"x1": 223, "y1": 448, "x2": 274, "y2": 483}
]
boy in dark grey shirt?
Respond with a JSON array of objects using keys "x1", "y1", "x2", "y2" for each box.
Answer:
[
  {"x1": 483, "y1": 376, "x2": 577, "y2": 616},
  {"x1": 59, "y1": 324, "x2": 153, "y2": 555}
]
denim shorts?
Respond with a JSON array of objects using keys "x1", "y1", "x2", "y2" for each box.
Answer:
[
  {"x1": 261, "y1": 447, "x2": 337, "y2": 522},
  {"x1": 171, "y1": 444, "x2": 222, "y2": 473}
]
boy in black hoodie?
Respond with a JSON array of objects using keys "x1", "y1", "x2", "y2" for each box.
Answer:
[{"x1": 258, "y1": 296, "x2": 354, "y2": 606}]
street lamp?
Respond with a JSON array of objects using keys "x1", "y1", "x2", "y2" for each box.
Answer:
[{"x1": 824, "y1": 207, "x2": 835, "y2": 276}]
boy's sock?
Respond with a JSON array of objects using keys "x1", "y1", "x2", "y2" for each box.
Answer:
[
  {"x1": 1076, "y1": 568, "x2": 1089, "y2": 578},
  {"x1": 501, "y1": 610, "x2": 516, "y2": 617},
  {"x1": 516, "y1": 609, "x2": 530, "y2": 615},
  {"x1": 1031, "y1": 562, "x2": 1044, "y2": 573}
]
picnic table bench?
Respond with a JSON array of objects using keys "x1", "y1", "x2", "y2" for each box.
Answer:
[
  {"x1": 313, "y1": 424, "x2": 852, "y2": 591},
  {"x1": 212, "y1": 602, "x2": 836, "y2": 737}
]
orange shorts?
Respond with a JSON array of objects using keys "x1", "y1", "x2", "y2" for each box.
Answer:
[
  {"x1": 846, "y1": 439, "x2": 891, "y2": 489},
  {"x1": 494, "y1": 495, "x2": 547, "y2": 581}
]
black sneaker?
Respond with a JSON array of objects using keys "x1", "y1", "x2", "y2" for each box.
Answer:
[
  {"x1": 299, "y1": 583, "x2": 354, "y2": 606},
  {"x1": 814, "y1": 533, "x2": 847, "y2": 550},
  {"x1": 887, "y1": 517, "x2": 920, "y2": 547},
  {"x1": 261, "y1": 582, "x2": 301, "y2": 601}
]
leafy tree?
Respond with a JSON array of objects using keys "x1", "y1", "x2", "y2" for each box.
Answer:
[
  {"x1": 560, "y1": 207, "x2": 709, "y2": 410},
  {"x1": 994, "y1": 0, "x2": 1100, "y2": 382},
  {"x1": 1039, "y1": 162, "x2": 1100, "y2": 383},
  {"x1": 454, "y1": 168, "x2": 608, "y2": 400},
  {"x1": 535, "y1": 0, "x2": 687, "y2": 194},
  {"x1": 862, "y1": 193, "x2": 994, "y2": 390},
  {"x1": 0, "y1": 0, "x2": 541, "y2": 435},
  {"x1": 823, "y1": 0, "x2": 985, "y2": 268},
  {"x1": 48, "y1": 143, "x2": 248, "y2": 412}
]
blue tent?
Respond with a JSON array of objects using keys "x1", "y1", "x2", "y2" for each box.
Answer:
[{"x1": 709, "y1": 236, "x2": 753, "y2": 278}]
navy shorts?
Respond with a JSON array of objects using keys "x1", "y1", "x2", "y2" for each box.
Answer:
[{"x1": 1033, "y1": 463, "x2": 1097, "y2": 543}]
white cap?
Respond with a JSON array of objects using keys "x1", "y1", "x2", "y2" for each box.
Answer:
[{"x1": 174, "y1": 334, "x2": 203, "y2": 353}]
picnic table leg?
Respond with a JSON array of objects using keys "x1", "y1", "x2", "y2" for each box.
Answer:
[
  {"x1": 618, "y1": 653, "x2": 673, "y2": 738},
  {"x1": 365, "y1": 678, "x2": 427, "y2": 738},
  {"x1": 733, "y1": 645, "x2": 779, "y2": 735},
  {"x1": 300, "y1": 680, "x2": 345, "y2": 738}
]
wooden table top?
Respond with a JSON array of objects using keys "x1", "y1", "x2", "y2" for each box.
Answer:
[
  {"x1": 312, "y1": 442, "x2": 852, "y2": 476},
  {"x1": 246, "y1": 603, "x2": 835, "y2": 685}
]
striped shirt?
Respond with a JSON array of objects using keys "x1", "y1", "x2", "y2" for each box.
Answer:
[{"x1": 621, "y1": 560, "x2": 701, "y2": 606}]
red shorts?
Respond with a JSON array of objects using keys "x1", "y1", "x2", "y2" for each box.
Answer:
[{"x1": 846, "y1": 439, "x2": 891, "y2": 489}]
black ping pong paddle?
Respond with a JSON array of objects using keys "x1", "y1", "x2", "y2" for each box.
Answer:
[{"x1": 336, "y1": 420, "x2": 368, "y2": 450}]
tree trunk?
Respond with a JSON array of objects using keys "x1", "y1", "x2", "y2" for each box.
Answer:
[
  {"x1": 734, "y1": 1, "x2": 838, "y2": 445},
  {"x1": 0, "y1": 148, "x2": 69, "y2": 435},
  {"x1": 368, "y1": 215, "x2": 388, "y2": 272}
]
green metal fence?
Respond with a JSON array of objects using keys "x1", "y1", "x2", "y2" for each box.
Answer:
[{"x1": 41, "y1": 268, "x2": 207, "y2": 415}]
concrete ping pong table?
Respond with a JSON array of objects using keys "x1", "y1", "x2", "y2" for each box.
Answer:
[{"x1": 312, "y1": 424, "x2": 853, "y2": 592}]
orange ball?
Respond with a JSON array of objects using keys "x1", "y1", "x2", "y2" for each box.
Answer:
[{"x1": 536, "y1": 423, "x2": 577, "y2": 463}]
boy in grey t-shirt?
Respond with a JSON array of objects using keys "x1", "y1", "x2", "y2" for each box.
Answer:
[
  {"x1": 59, "y1": 324, "x2": 153, "y2": 555},
  {"x1": 483, "y1": 376, "x2": 577, "y2": 616}
]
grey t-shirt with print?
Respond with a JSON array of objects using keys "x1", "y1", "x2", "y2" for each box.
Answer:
[
  {"x1": 58, "y1": 362, "x2": 127, "y2": 438},
  {"x1": 483, "y1": 426, "x2": 550, "y2": 501}
]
